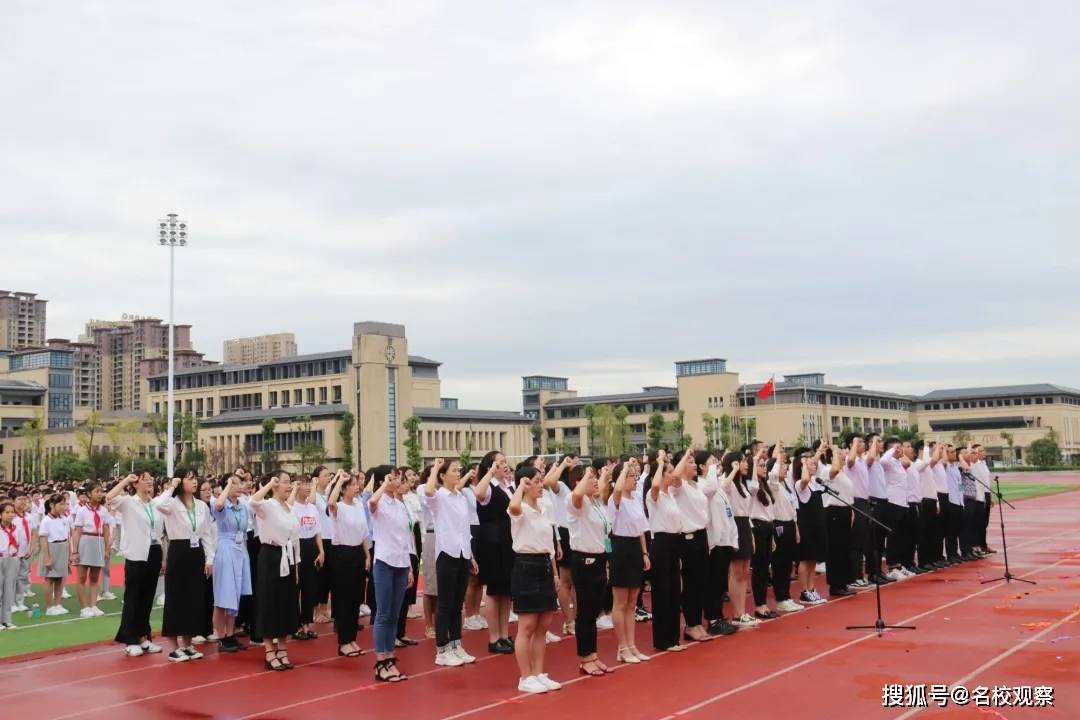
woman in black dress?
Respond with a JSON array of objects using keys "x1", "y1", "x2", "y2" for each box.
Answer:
[
  {"x1": 249, "y1": 472, "x2": 301, "y2": 671},
  {"x1": 473, "y1": 451, "x2": 515, "y2": 654}
]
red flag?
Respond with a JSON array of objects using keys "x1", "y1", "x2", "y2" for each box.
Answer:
[{"x1": 757, "y1": 376, "x2": 775, "y2": 401}]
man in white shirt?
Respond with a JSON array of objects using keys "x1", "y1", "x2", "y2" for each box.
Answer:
[
  {"x1": 972, "y1": 445, "x2": 997, "y2": 554},
  {"x1": 879, "y1": 439, "x2": 913, "y2": 581}
]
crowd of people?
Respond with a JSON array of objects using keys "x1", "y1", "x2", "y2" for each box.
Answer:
[{"x1": 0, "y1": 436, "x2": 998, "y2": 693}]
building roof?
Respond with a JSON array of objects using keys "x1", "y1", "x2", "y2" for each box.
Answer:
[
  {"x1": 927, "y1": 416, "x2": 1035, "y2": 432},
  {"x1": 919, "y1": 384, "x2": 1080, "y2": 401},
  {"x1": 738, "y1": 381, "x2": 915, "y2": 401},
  {"x1": 200, "y1": 404, "x2": 350, "y2": 427},
  {"x1": 412, "y1": 407, "x2": 530, "y2": 424},
  {"x1": 0, "y1": 379, "x2": 46, "y2": 392},
  {"x1": 150, "y1": 350, "x2": 440, "y2": 379},
  {"x1": 544, "y1": 386, "x2": 679, "y2": 408}
]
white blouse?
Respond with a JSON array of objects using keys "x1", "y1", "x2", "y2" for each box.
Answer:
[
  {"x1": 424, "y1": 487, "x2": 474, "y2": 560},
  {"x1": 371, "y1": 495, "x2": 412, "y2": 569},
  {"x1": 671, "y1": 481, "x2": 709, "y2": 533},
  {"x1": 647, "y1": 489, "x2": 683, "y2": 534},
  {"x1": 108, "y1": 494, "x2": 163, "y2": 562},
  {"x1": 725, "y1": 480, "x2": 753, "y2": 518},
  {"x1": 331, "y1": 499, "x2": 369, "y2": 547},
  {"x1": 293, "y1": 501, "x2": 320, "y2": 540},
  {"x1": 315, "y1": 490, "x2": 334, "y2": 542},
  {"x1": 567, "y1": 496, "x2": 610, "y2": 555},
  {"x1": 38, "y1": 514, "x2": 71, "y2": 542},
  {"x1": 608, "y1": 492, "x2": 648, "y2": 537},
  {"x1": 154, "y1": 495, "x2": 217, "y2": 565},
  {"x1": 747, "y1": 480, "x2": 776, "y2": 522},
  {"x1": 250, "y1": 498, "x2": 300, "y2": 576},
  {"x1": 509, "y1": 500, "x2": 556, "y2": 556},
  {"x1": 698, "y1": 466, "x2": 738, "y2": 550}
]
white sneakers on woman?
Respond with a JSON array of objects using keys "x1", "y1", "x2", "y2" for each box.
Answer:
[
  {"x1": 731, "y1": 614, "x2": 762, "y2": 628},
  {"x1": 518, "y1": 674, "x2": 561, "y2": 694},
  {"x1": 776, "y1": 599, "x2": 805, "y2": 613}
]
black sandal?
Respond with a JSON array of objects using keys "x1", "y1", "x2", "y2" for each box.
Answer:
[
  {"x1": 375, "y1": 659, "x2": 405, "y2": 682},
  {"x1": 275, "y1": 650, "x2": 294, "y2": 669},
  {"x1": 264, "y1": 650, "x2": 287, "y2": 672}
]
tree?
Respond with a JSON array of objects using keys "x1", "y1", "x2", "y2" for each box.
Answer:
[
  {"x1": 646, "y1": 412, "x2": 666, "y2": 452},
  {"x1": 75, "y1": 409, "x2": 104, "y2": 459},
  {"x1": 339, "y1": 411, "x2": 355, "y2": 471},
  {"x1": 529, "y1": 420, "x2": 542, "y2": 453},
  {"x1": 718, "y1": 414, "x2": 736, "y2": 450},
  {"x1": 793, "y1": 433, "x2": 808, "y2": 449},
  {"x1": 149, "y1": 413, "x2": 168, "y2": 456},
  {"x1": 888, "y1": 424, "x2": 922, "y2": 443},
  {"x1": 132, "y1": 457, "x2": 166, "y2": 477},
  {"x1": 403, "y1": 416, "x2": 424, "y2": 471},
  {"x1": 584, "y1": 405, "x2": 597, "y2": 452},
  {"x1": 16, "y1": 413, "x2": 46, "y2": 483},
  {"x1": 952, "y1": 429, "x2": 973, "y2": 446},
  {"x1": 702, "y1": 412, "x2": 716, "y2": 450},
  {"x1": 107, "y1": 418, "x2": 144, "y2": 466},
  {"x1": 260, "y1": 418, "x2": 277, "y2": 471},
  {"x1": 292, "y1": 416, "x2": 326, "y2": 474},
  {"x1": 613, "y1": 405, "x2": 631, "y2": 456},
  {"x1": 999, "y1": 431, "x2": 1015, "y2": 465},
  {"x1": 668, "y1": 410, "x2": 691, "y2": 451},
  {"x1": 50, "y1": 451, "x2": 93, "y2": 482},
  {"x1": 459, "y1": 436, "x2": 475, "y2": 470},
  {"x1": 1028, "y1": 429, "x2": 1061, "y2": 469}
]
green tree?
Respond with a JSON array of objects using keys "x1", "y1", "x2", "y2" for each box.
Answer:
[
  {"x1": 292, "y1": 416, "x2": 327, "y2": 474},
  {"x1": 718, "y1": 414, "x2": 735, "y2": 450},
  {"x1": 952, "y1": 429, "x2": 973, "y2": 446},
  {"x1": 132, "y1": 457, "x2": 167, "y2": 477},
  {"x1": 529, "y1": 419, "x2": 542, "y2": 453},
  {"x1": 793, "y1": 433, "x2": 808, "y2": 449},
  {"x1": 999, "y1": 431, "x2": 1015, "y2": 465},
  {"x1": 403, "y1": 416, "x2": 424, "y2": 471},
  {"x1": 613, "y1": 405, "x2": 631, "y2": 456},
  {"x1": 646, "y1": 412, "x2": 666, "y2": 452},
  {"x1": 50, "y1": 451, "x2": 94, "y2": 482},
  {"x1": 702, "y1": 412, "x2": 716, "y2": 449},
  {"x1": 584, "y1": 404, "x2": 597, "y2": 452},
  {"x1": 260, "y1": 418, "x2": 277, "y2": 471},
  {"x1": 75, "y1": 409, "x2": 104, "y2": 459},
  {"x1": 887, "y1": 424, "x2": 922, "y2": 443},
  {"x1": 668, "y1": 410, "x2": 691, "y2": 451},
  {"x1": 459, "y1": 436, "x2": 475, "y2": 469},
  {"x1": 16, "y1": 413, "x2": 46, "y2": 482},
  {"x1": 1028, "y1": 429, "x2": 1061, "y2": 468},
  {"x1": 339, "y1": 411, "x2": 355, "y2": 471}
]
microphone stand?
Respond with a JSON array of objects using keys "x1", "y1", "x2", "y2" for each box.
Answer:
[
  {"x1": 974, "y1": 475, "x2": 1034, "y2": 586},
  {"x1": 820, "y1": 484, "x2": 916, "y2": 636}
]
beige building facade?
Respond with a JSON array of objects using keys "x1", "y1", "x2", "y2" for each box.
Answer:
[
  {"x1": 0, "y1": 290, "x2": 47, "y2": 351},
  {"x1": 223, "y1": 333, "x2": 298, "y2": 365}
]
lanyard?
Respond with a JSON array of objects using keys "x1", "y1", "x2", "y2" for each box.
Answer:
[
  {"x1": 140, "y1": 499, "x2": 155, "y2": 531},
  {"x1": 229, "y1": 502, "x2": 246, "y2": 533},
  {"x1": 589, "y1": 498, "x2": 612, "y2": 553},
  {"x1": 184, "y1": 502, "x2": 197, "y2": 533}
]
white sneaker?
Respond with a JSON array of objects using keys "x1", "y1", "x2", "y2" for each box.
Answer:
[
  {"x1": 93, "y1": 606, "x2": 106, "y2": 616},
  {"x1": 537, "y1": 673, "x2": 562, "y2": 691},
  {"x1": 508, "y1": 611, "x2": 518, "y2": 623},
  {"x1": 900, "y1": 568, "x2": 916, "y2": 578},
  {"x1": 776, "y1": 599, "x2": 805, "y2": 613},
  {"x1": 517, "y1": 675, "x2": 548, "y2": 694},
  {"x1": 462, "y1": 616, "x2": 484, "y2": 631},
  {"x1": 545, "y1": 631, "x2": 562, "y2": 644},
  {"x1": 886, "y1": 568, "x2": 906, "y2": 582},
  {"x1": 155, "y1": 594, "x2": 165, "y2": 607},
  {"x1": 815, "y1": 563, "x2": 826, "y2": 574},
  {"x1": 359, "y1": 604, "x2": 372, "y2": 617},
  {"x1": 206, "y1": 634, "x2": 219, "y2": 642},
  {"x1": 124, "y1": 645, "x2": 144, "y2": 657},
  {"x1": 55, "y1": 605, "x2": 70, "y2": 615},
  {"x1": 79, "y1": 607, "x2": 94, "y2": 618},
  {"x1": 435, "y1": 650, "x2": 465, "y2": 667},
  {"x1": 474, "y1": 614, "x2": 489, "y2": 629},
  {"x1": 452, "y1": 644, "x2": 476, "y2": 664},
  {"x1": 141, "y1": 641, "x2": 163, "y2": 654},
  {"x1": 731, "y1": 614, "x2": 761, "y2": 628},
  {"x1": 192, "y1": 635, "x2": 207, "y2": 644},
  {"x1": 595, "y1": 615, "x2": 614, "y2": 630},
  {"x1": 182, "y1": 647, "x2": 204, "y2": 660},
  {"x1": 61, "y1": 589, "x2": 72, "y2": 599},
  {"x1": 46, "y1": 606, "x2": 64, "y2": 616},
  {"x1": 100, "y1": 592, "x2": 117, "y2": 601},
  {"x1": 167, "y1": 650, "x2": 189, "y2": 663},
  {"x1": 11, "y1": 603, "x2": 28, "y2": 613},
  {"x1": 3, "y1": 622, "x2": 16, "y2": 630}
]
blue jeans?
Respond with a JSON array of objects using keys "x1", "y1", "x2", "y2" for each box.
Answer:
[{"x1": 372, "y1": 560, "x2": 408, "y2": 654}]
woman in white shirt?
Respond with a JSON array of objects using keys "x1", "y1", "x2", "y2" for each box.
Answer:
[
  {"x1": 291, "y1": 474, "x2": 325, "y2": 643},
  {"x1": 721, "y1": 452, "x2": 758, "y2": 627},
  {"x1": 698, "y1": 454, "x2": 738, "y2": 636},
  {"x1": 647, "y1": 450, "x2": 692, "y2": 652},
  {"x1": 542, "y1": 455, "x2": 577, "y2": 637},
  {"x1": 37, "y1": 493, "x2": 72, "y2": 616},
  {"x1": 196, "y1": 479, "x2": 217, "y2": 643},
  {"x1": 748, "y1": 452, "x2": 778, "y2": 620},
  {"x1": 248, "y1": 472, "x2": 301, "y2": 671},
  {"x1": 671, "y1": 450, "x2": 711, "y2": 643},
  {"x1": 328, "y1": 468, "x2": 371, "y2": 658},
  {"x1": 71, "y1": 481, "x2": 110, "y2": 618},
  {"x1": 155, "y1": 471, "x2": 216, "y2": 663},
  {"x1": 106, "y1": 472, "x2": 165, "y2": 657},
  {"x1": 311, "y1": 465, "x2": 334, "y2": 624},
  {"x1": 568, "y1": 465, "x2": 614, "y2": 676},
  {"x1": 366, "y1": 465, "x2": 413, "y2": 682},
  {"x1": 396, "y1": 466, "x2": 423, "y2": 648},
  {"x1": 766, "y1": 450, "x2": 803, "y2": 614},
  {"x1": 507, "y1": 466, "x2": 561, "y2": 695}
]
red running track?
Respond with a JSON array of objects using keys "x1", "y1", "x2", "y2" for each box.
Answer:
[{"x1": 4, "y1": 486, "x2": 1080, "y2": 720}]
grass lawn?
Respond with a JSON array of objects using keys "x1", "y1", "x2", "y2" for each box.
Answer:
[{"x1": 994, "y1": 481, "x2": 1078, "y2": 503}]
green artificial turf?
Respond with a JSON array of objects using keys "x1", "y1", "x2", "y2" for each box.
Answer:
[{"x1": 994, "y1": 481, "x2": 1078, "y2": 503}]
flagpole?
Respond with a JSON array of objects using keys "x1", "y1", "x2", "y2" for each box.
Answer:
[{"x1": 742, "y1": 383, "x2": 748, "y2": 447}]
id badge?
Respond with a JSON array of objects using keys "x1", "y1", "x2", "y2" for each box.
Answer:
[
  {"x1": 189, "y1": 537, "x2": 200, "y2": 549},
  {"x1": 235, "y1": 531, "x2": 244, "y2": 544},
  {"x1": 584, "y1": 557, "x2": 595, "y2": 566},
  {"x1": 776, "y1": 525, "x2": 784, "y2": 537},
  {"x1": 684, "y1": 533, "x2": 694, "y2": 541},
  {"x1": 725, "y1": 506, "x2": 733, "y2": 518}
]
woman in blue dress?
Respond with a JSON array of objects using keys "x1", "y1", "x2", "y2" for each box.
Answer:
[{"x1": 212, "y1": 474, "x2": 252, "y2": 652}]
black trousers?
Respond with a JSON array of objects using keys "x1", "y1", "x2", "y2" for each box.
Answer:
[
  {"x1": 365, "y1": 542, "x2": 377, "y2": 616},
  {"x1": 883, "y1": 503, "x2": 907, "y2": 567},
  {"x1": 902, "y1": 503, "x2": 919, "y2": 568},
  {"x1": 298, "y1": 537, "x2": 320, "y2": 625},
  {"x1": 650, "y1": 532, "x2": 681, "y2": 650},
  {"x1": 961, "y1": 501, "x2": 983, "y2": 556},
  {"x1": 825, "y1": 506, "x2": 853, "y2": 591},
  {"x1": 936, "y1": 493, "x2": 951, "y2": 561},
  {"x1": 397, "y1": 553, "x2": 419, "y2": 639},
  {"x1": 434, "y1": 552, "x2": 469, "y2": 648},
  {"x1": 867, "y1": 498, "x2": 888, "y2": 577},
  {"x1": 678, "y1": 529, "x2": 708, "y2": 627},
  {"x1": 333, "y1": 545, "x2": 367, "y2": 644},
  {"x1": 570, "y1": 552, "x2": 607, "y2": 657},
  {"x1": 981, "y1": 493, "x2": 992, "y2": 548},
  {"x1": 771, "y1": 520, "x2": 796, "y2": 602},
  {"x1": 946, "y1": 502, "x2": 963, "y2": 559},
  {"x1": 703, "y1": 546, "x2": 732, "y2": 621},
  {"x1": 850, "y1": 499, "x2": 869, "y2": 582},
  {"x1": 316, "y1": 541, "x2": 335, "y2": 606},
  {"x1": 115, "y1": 544, "x2": 162, "y2": 645},
  {"x1": 750, "y1": 520, "x2": 774, "y2": 607},
  {"x1": 919, "y1": 498, "x2": 938, "y2": 566}
]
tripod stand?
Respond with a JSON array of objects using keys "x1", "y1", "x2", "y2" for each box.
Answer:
[
  {"x1": 976, "y1": 475, "x2": 1034, "y2": 586},
  {"x1": 822, "y1": 486, "x2": 916, "y2": 636}
]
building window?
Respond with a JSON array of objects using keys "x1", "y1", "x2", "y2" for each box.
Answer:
[
  {"x1": 206, "y1": 397, "x2": 214, "y2": 416},
  {"x1": 269, "y1": 391, "x2": 278, "y2": 407},
  {"x1": 306, "y1": 388, "x2": 315, "y2": 405},
  {"x1": 319, "y1": 387, "x2": 328, "y2": 404},
  {"x1": 332, "y1": 385, "x2": 342, "y2": 403},
  {"x1": 388, "y1": 367, "x2": 398, "y2": 464},
  {"x1": 294, "y1": 389, "x2": 302, "y2": 405}
]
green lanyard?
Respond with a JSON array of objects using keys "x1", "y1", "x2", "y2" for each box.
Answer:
[
  {"x1": 185, "y1": 502, "x2": 197, "y2": 533},
  {"x1": 590, "y1": 498, "x2": 612, "y2": 554},
  {"x1": 141, "y1": 499, "x2": 155, "y2": 531}
]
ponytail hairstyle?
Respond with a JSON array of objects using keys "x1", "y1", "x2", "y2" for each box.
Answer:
[
  {"x1": 368, "y1": 465, "x2": 395, "y2": 494},
  {"x1": 478, "y1": 451, "x2": 500, "y2": 481},
  {"x1": 692, "y1": 450, "x2": 713, "y2": 477},
  {"x1": 721, "y1": 452, "x2": 747, "y2": 498},
  {"x1": 756, "y1": 462, "x2": 774, "y2": 506}
]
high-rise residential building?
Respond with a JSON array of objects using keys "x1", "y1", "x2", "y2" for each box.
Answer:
[
  {"x1": 223, "y1": 334, "x2": 298, "y2": 365},
  {"x1": 0, "y1": 290, "x2": 48, "y2": 351}
]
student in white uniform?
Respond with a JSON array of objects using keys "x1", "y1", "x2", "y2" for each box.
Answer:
[
  {"x1": 766, "y1": 449, "x2": 803, "y2": 613},
  {"x1": 328, "y1": 469, "x2": 371, "y2": 658},
  {"x1": 648, "y1": 450, "x2": 692, "y2": 649},
  {"x1": 748, "y1": 450, "x2": 778, "y2": 619},
  {"x1": 569, "y1": 464, "x2": 617, "y2": 675},
  {"x1": 507, "y1": 465, "x2": 561, "y2": 695},
  {"x1": 106, "y1": 472, "x2": 165, "y2": 656},
  {"x1": 368, "y1": 465, "x2": 413, "y2": 682},
  {"x1": 822, "y1": 448, "x2": 856, "y2": 598},
  {"x1": 38, "y1": 493, "x2": 72, "y2": 615},
  {"x1": 671, "y1": 450, "x2": 712, "y2": 643},
  {"x1": 311, "y1": 466, "x2": 335, "y2": 625},
  {"x1": 0, "y1": 501, "x2": 29, "y2": 629},
  {"x1": 155, "y1": 472, "x2": 217, "y2": 662},
  {"x1": 607, "y1": 458, "x2": 651, "y2": 663},
  {"x1": 11, "y1": 492, "x2": 38, "y2": 612},
  {"x1": 71, "y1": 481, "x2": 110, "y2": 618},
  {"x1": 249, "y1": 472, "x2": 301, "y2": 671},
  {"x1": 543, "y1": 455, "x2": 577, "y2": 637},
  {"x1": 396, "y1": 466, "x2": 423, "y2": 648},
  {"x1": 698, "y1": 453, "x2": 739, "y2": 636},
  {"x1": 722, "y1": 452, "x2": 759, "y2": 626},
  {"x1": 291, "y1": 475, "x2": 325, "y2": 643}
]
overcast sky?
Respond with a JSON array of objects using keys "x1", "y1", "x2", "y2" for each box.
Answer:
[{"x1": 5, "y1": 1, "x2": 1080, "y2": 411}]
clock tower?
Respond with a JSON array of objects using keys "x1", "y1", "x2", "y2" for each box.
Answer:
[{"x1": 352, "y1": 322, "x2": 413, "y2": 467}]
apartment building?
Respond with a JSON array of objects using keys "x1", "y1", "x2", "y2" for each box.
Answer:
[
  {"x1": 0, "y1": 290, "x2": 47, "y2": 351},
  {"x1": 223, "y1": 333, "x2": 298, "y2": 365}
]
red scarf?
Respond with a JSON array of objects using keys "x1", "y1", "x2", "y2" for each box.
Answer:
[
  {"x1": 89, "y1": 504, "x2": 102, "y2": 534},
  {"x1": 2, "y1": 524, "x2": 17, "y2": 554},
  {"x1": 15, "y1": 512, "x2": 30, "y2": 543}
]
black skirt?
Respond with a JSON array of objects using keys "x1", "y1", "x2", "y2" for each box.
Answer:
[
  {"x1": 476, "y1": 539, "x2": 515, "y2": 596},
  {"x1": 511, "y1": 553, "x2": 557, "y2": 614},
  {"x1": 556, "y1": 526, "x2": 575, "y2": 569},
  {"x1": 162, "y1": 540, "x2": 209, "y2": 638},
  {"x1": 732, "y1": 517, "x2": 753, "y2": 560},
  {"x1": 609, "y1": 534, "x2": 644, "y2": 588},
  {"x1": 797, "y1": 492, "x2": 828, "y2": 563},
  {"x1": 255, "y1": 544, "x2": 300, "y2": 640}
]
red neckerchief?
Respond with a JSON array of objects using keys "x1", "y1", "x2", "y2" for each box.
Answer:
[
  {"x1": 2, "y1": 524, "x2": 17, "y2": 554},
  {"x1": 15, "y1": 511, "x2": 30, "y2": 543},
  {"x1": 88, "y1": 504, "x2": 102, "y2": 534}
]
